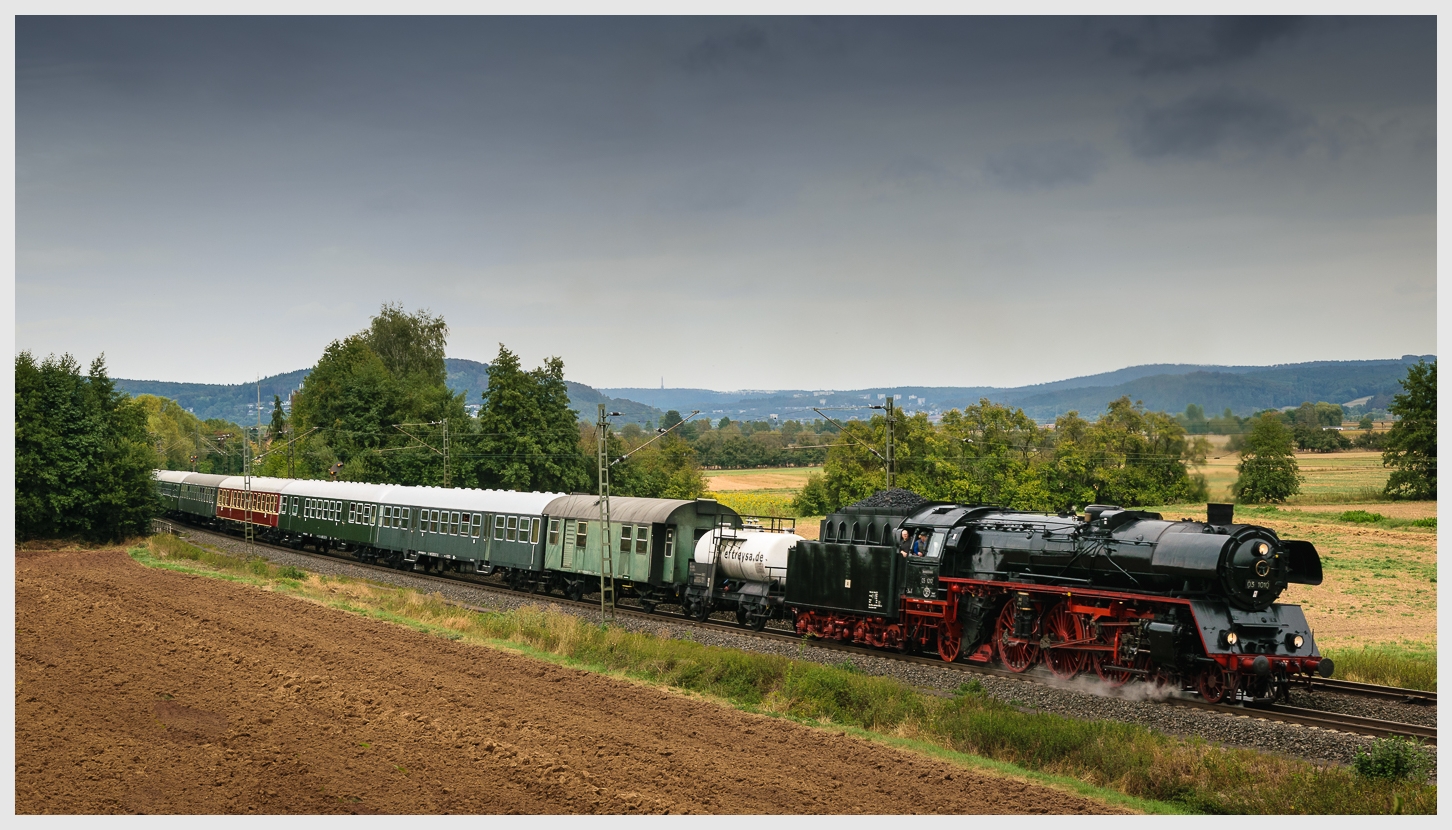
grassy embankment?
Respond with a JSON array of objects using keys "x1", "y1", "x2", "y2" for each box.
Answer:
[
  {"x1": 126, "y1": 533, "x2": 1435, "y2": 815},
  {"x1": 711, "y1": 454, "x2": 1437, "y2": 689}
]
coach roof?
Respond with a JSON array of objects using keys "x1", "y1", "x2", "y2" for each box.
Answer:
[
  {"x1": 542, "y1": 494, "x2": 738, "y2": 525},
  {"x1": 377, "y1": 486, "x2": 563, "y2": 515}
]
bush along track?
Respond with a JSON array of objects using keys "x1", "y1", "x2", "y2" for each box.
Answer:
[{"x1": 129, "y1": 535, "x2": 1436, "y2": 815}]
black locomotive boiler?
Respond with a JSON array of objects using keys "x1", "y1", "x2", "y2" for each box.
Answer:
[{"x1": 787, "y1": 498, "x2": 1331, "y2": 703}]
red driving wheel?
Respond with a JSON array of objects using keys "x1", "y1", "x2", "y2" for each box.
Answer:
[{"x1": 994, "y1": 601, "x2": 1039, "y2": 672}]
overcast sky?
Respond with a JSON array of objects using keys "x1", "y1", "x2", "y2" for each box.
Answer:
[{"x1": 15, "y1": 16, "x2": 1438, "y2": 390}]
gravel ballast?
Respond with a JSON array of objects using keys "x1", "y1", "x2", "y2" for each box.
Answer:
[{"x1": 167, "y1": 526, "x2": 1436, "y2": 780}]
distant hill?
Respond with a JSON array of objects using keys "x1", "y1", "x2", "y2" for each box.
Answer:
[
  {"x1": 115, "y1": 358, "x2": 663, "y2": 426},
  {"x1": 604, "y1": 356, "x2": 1435, "y2": 423},
  {"x1": 117, "y1": 355, "x2": 1432, "y2": 428},
  {"x1": 443, "y1": 359, "x2": 661, "y2": 425}
]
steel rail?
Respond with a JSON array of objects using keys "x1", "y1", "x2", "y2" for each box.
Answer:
[
  {"x1": 1165, "y1": 697, "x2": 1438, "y2": 745},
  {"x1": 172, "y1": 522, "x2": 1436, "y2": 746},
  {"x1": 1310, "y1": 677, "x2": 1437, "y2": 704}
]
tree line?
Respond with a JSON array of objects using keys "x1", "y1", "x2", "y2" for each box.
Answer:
[
  {"x1": 16, "y1": 304, "x2": 1433, "y2": 542},
  {"x1": 792, "y1": 396, "x2": 1213, "y2": 515}
]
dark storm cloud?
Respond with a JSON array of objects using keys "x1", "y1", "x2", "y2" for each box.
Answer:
[
  {"x1": 679, "y1": 24, "x2": 771, "y2": 73},
  {"x1": 1124, "y1": 89, "x2": 1313, "y2": 159},
  {"x1": 1105, "y1": 16, "x2": 1308, "y2": 75},
  {"x1": 982, "y1": 141, "x2": 1104, "y2": 191},
  {"x1": 14, "y1": 16, "x2": 1437, "y2": 390}
]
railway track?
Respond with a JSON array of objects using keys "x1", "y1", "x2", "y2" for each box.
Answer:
[
  {"x1": 171, "y1": 523, "x2": 1437, "y2": 746},
  {"x1": 1310, "y1": 677, "x2": 1437, "y2": 705}
]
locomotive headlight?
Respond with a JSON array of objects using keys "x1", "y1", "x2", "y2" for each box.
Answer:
[
  {"x1": 1286, "y1": 634, "x2": 1304, "y2": 650},
  {"x1": 1223, "y1": 631, "x2": 1239, "y2": 647},
  {"x1": 1256, "y1": 542, "x2": 1269, "y2": 556}
]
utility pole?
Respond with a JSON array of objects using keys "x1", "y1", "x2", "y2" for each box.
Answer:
[
  {"x1": 597, "y1": 404, "x2": 615, "y2": 623},
  {"x1": 885, "y1": 395, "x2": 895, "y2": 489},
  {"x1": 243, "y1": 424, "x2": 254, "y2": 556}
]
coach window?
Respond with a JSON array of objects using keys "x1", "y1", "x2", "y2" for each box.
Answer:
[
  {"x1": 506, "y1": 516, "x2": 518, "y2": 542},
  {"x1": 349, "y1": 504, "x2": 357, "y2": 524},
  {"x1": 548, "y1": 519, "x2": 560, "y2": 545},
  {"x1": 619, "y1": 524, "x2": 632, "y2": 552},
  {"x1": 575, "y1": 521, "x2": 588, "y2": 549},
  {"x1": 529, "y1": 518, "x2": 541, "y2": 545},
  {"x1": 472, "y1": 514, "x2": 482, "y2": 538},
  {"x1": 451, "y1": 512, "x2": 460, "y2": 535},
  {"x1": 636, "y1": 525, "x2": 649, "y2": 554},
  {"x1": 664, "y1": 528, "x2": 675, "y2": 559},
  {"x1": 494, "y1": 515, "x2": 506, "y2": 541},
  {"x1": 426, "y1": 510, "x2": 435, "y2": 533}
]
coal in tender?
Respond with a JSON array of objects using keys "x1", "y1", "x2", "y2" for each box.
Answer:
[{"x1": 846, "y1": 488, "x2": 929, "y2": 511}]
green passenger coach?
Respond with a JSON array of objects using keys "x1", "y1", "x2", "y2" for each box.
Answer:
[{"x1": 536, "y1": 495, "x2": 741, "y2": 610}]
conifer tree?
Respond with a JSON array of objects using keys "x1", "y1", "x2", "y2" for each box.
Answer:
[{"x1": 15, "y1": 352, "x2": 159, "y2": 541}]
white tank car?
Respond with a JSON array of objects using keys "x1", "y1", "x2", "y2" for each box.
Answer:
[{"x1": 693, "y1": 527, "x2": 804, "y2": 586}]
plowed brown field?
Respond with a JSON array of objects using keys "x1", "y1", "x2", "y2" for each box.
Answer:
[{"x1": 16, "y1": 547, "x2": 1122, "y2": 815}]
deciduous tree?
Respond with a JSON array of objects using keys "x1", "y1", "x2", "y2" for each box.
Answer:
[
  {"x1": 1232, "y1": 413, "x2": 1302, "y2": 503},
  {"x1": 1383, "y1": 361, "x2": 1436, "y2": 500}
]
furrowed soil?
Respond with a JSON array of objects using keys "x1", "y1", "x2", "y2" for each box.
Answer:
[{"x1": 16, "y1": 547, "x2": 1119, "y2": 815}]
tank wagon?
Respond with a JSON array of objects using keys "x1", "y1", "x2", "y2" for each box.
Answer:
[
  {"x1": 685, "y1": 520, "x2": 804, "y2": 629},
  {"x1": 788, "y1": 499, "x2": 1331, "y2": 703}
]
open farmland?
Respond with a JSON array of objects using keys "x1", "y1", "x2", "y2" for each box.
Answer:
[
  {"x1": 1194, "y1": 448, "x2": 1392, "y2": 503},
  {"x1": 16, "y1": 544, "x2": 1124, "y2": 815},
  {"x1": 705, "y1": 466, "x2": 820, "y2": 491}
]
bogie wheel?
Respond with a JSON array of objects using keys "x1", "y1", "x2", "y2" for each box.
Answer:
[
  {"x1": 735, "y1": 606, "x2": 749, "y2": 627},
  {"x1": 749, "y1": 607, "x2": 770, "y2": 631},
  {"x1": 937, "y1": 622, "x2": 963, "y2": 663},
  {"x1": 994, "y1": 601, "x2": 1040, "y2": 672},
  {"x1": 1197, "y1": 668, "x2": 1237, "y2": 705},
  {"x1": 692, "y1": 598, "x2": 712, "y2": 622},
  {"x1": 1042, "y1": 603, "x2": 1086, "y2": 679},
  {"x1": 566, "y1": 582, "x2": 584, "y2": 603}
]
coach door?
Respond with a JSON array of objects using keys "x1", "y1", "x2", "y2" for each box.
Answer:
[{"x1": 561, "y1": 519, "x2": 577, "y2": 569}]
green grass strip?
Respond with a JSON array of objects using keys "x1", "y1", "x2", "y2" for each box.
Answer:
[{"x1": 126, "y1": 537, "x2": 1435, "y2": 815}]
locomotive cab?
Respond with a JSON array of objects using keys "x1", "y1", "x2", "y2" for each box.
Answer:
[{"x1": 900, "y1": 525, "x2": 949, "y2": 600}]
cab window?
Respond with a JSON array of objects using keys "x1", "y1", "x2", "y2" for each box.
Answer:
[{"x1": 926, "y1": 529, "x2": 948, "y2": 559}]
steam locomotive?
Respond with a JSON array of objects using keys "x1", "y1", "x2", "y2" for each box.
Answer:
[
  {"x1": 770, "y1": 497, "x2": 1331, "y2": 703},
  {"x1": 154, "y1": 468, "x2": 1331, "y2": 703}
]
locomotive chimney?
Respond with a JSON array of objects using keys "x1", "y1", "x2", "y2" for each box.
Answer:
[{"x1": 1207, "y1": 503, "x2": 1234, "y2": 525}]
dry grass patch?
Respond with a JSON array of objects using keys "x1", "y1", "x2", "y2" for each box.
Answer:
[{"x1": 706, "y1": 466, "x2": 821, "y2": 491}]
